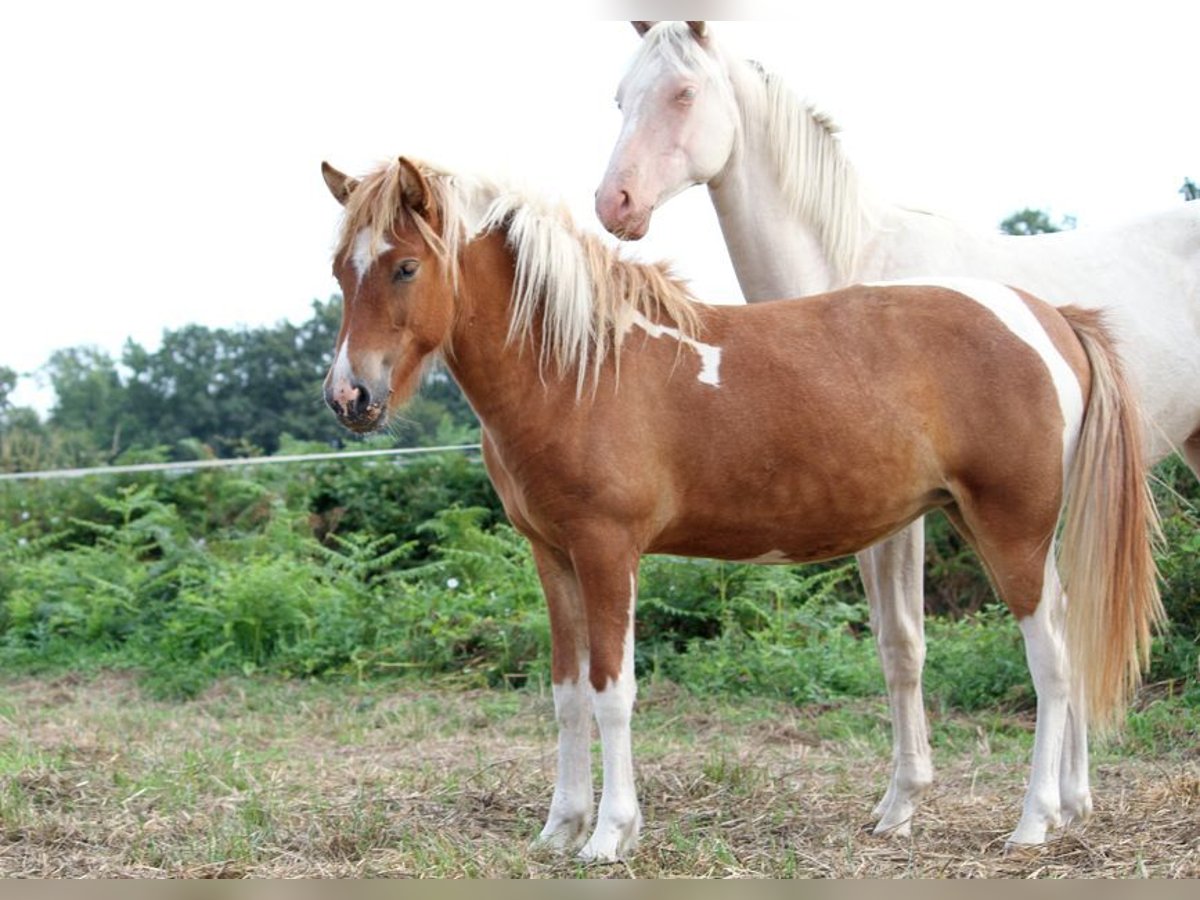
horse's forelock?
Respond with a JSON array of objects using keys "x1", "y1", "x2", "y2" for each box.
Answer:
[
  {"x1": 619, "y1": 21, "x2": 736, "y2": 111},
  {"x1": 334, "y1": 160, "x2": 460, "y2": 278}
]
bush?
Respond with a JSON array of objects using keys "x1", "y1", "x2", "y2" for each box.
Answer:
[{"x1": 0, "y1": 451, "x2": 1195, "y2": 713}]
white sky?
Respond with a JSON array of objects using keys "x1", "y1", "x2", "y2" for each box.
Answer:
[{"x1": 2, "y1": 2, "x2": 1197, "y2": 412}]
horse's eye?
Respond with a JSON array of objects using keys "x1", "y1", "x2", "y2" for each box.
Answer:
[
  {"x1": 393, "y1": 259, "x2": 420, "y2": 284},
  {"x1": 676, "y1": 87, "x2": 697, "y2": 104}
]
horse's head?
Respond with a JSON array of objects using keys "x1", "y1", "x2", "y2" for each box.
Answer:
[
  {"x1": 596, "y1": 21, "x2": 738, "y2": 240},
  {"x1": 321, "y1": 158, "x2": 456, "y2": 434}
]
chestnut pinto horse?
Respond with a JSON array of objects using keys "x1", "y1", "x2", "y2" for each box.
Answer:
[
  {"x1": 596, "y1": 20, "x2": 1200, "y2": 840},
  {"x1": 320, "y1": 157, "x2": 1161, "y2": 860}
]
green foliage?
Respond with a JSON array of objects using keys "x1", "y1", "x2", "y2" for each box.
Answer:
[
  {"x1": 637, "y1": 560, "x2": 881, "y2": 704},
  {"x1": 0, "y1": 450, "x2": 1196, "y2": 713},
  {"x1": 924, "y1": 606, "x2": 1031, "y2": 712},
  {"x1": 1146, "y1": 457, "x2": 1200, "y2": 684},
  {"x1": 304, "y1": 450, "x2": 502, "y2": 561},
  {"x1": 999, "y1": 207, "x2": 1076, "y2": 235}
]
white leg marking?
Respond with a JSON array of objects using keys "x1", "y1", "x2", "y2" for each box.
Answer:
[
  {"x1": 1058, "y1": 699, "x2": 1093, "y2": 827},
  {"x1": 631, "y1": 311, "x2": 723, "y2": 386},
  {"x1": 1008, "y1": 553, "x2": 1071, "y2": 848},
  {"x1": 860, "y1": 526, "x2": 933, "y2": 838},
  {"x1": 579, "y1": 574, "x2": 641, "y2": 862},
  {"x1": 536, "y1": 659, "x2": 594, "y2": 851}
]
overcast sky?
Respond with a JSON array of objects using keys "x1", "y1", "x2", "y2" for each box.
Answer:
[{"x1": 2, "y1": 2, "x2": 1196, "y2": 411}]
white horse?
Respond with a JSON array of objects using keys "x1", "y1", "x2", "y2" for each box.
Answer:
[{"x1": 595, "y1": 20, "x2": 1200, "y2": 846}]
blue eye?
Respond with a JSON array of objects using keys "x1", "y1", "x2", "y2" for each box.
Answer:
[{"x1": 677, "y1": 87, "x2": 697, "y2": 103}]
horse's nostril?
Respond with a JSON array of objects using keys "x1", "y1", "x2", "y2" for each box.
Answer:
[{"x1": 349, "y1": 380, "x2": 371, "y2": 418}]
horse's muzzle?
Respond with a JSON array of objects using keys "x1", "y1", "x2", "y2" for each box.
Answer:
[
  {"x1": 595, "y1": 185, "x2": 651, "y2": 241},
  {"x1": 324, "y1": 379, "x2": 388, "y2": 433}
]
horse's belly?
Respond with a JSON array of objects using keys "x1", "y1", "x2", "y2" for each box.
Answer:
[{"x1": 647, "y1": 489, "x2": 943, "y2": 564}]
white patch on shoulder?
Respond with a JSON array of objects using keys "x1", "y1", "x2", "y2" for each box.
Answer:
[
  {"x1": 630, "y1": 311, "x2": 722, "y2": 387},
  {"x1": 870, "y1": 276, "x2": 1085, "y2": 472},
  {"x1": 352, "y1": 227, "x2": 391, "y2": 284}
]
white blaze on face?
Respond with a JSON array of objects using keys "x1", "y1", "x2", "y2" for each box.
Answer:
[
  {"x1": 329, "y1": 336, "x2": 354, "y2": 387},
  {"x1": 630, "y1": 311, "x2": 722, "y2": 387},
  {"x1": 351, "y1": 228, "x2": 392, "y2": 285}
]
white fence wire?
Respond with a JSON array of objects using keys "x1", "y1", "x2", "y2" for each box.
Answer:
[{"x1": 0, "y1": 443, "x2": 484, "y2": 482}]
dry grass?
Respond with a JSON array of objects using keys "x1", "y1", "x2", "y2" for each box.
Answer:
[{"x1": 0, "y1": 673, "x2": 1196, "y2": 878}]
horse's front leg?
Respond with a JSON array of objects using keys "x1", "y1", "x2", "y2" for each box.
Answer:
[
  {"x1": 573, "y1": 543, "x2": 642, "y2": 863},
  {"x1": 858, "y1": 520, "x2": 933, "y2": 837},
  {"x1": 530, "y1": 543, "x2": 594, "y2": 852}
]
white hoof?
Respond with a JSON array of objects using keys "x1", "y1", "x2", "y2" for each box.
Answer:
[
  {"x1": 533, "y1": 812, "x2": 590, "y2": 853},
  {"x1": 577, "y1": 813, "x2": 641, "y2": 863}
]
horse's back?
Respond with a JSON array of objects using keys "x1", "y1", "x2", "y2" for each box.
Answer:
[{"x1": 640, "y1": 281, "x2": 1082, "y2": 561}]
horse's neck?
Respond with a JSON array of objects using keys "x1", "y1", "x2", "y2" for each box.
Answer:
[
  {"x1": 442, "y1": 235, "x2": 561, "y2": 430},
  {"x1": 709, "y1": 64, "x2": 883, "y2": 300},
  {"x1": 709, "y1": 151, "x2": 835, "y2": 300}
]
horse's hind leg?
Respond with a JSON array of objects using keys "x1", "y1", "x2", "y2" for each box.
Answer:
[
  {"x1": 1059, "y1": 692, "x2": 1092, "y2": 827},
  {"x1": 858, "y1": 521, "x2": 932, "y2": 838},
  {"x1": 944, "y1": 505, "x2": 1074, "y2": 847},
  {"x1": 1008, "y1": 549, "x2": 1073, "y2": 848}
]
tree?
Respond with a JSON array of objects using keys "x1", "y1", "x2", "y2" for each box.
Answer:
[
  {"x1": 0, "y1": 365, "x2": 15, "y2": 418},
  {"x1": 26, "y1": 295, "x2": 481, "y2": 463},
  {"x1": 119, "y1": 298, "x2": 349, "y2": 456},
  {"x1": 999, "y1": 208, "x2": 1077, "y2": 236},
  {"x1": 1182, "y1": 178, "x2": 1199, "y2": 202},
  {"x1": 45, "y1": 347, "x2": 129, "y2": 459}
]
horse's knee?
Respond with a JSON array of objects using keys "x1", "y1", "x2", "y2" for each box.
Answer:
[{"x1": 875, "y1": 630, "x2": 926, "y2": 684}]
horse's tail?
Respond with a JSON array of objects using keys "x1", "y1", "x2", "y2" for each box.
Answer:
[{"x1": 1057, "y1": 306, "x2": 1164, "y2": 732}]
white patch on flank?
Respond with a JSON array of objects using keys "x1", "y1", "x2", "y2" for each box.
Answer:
[
  {"x1": 872, "y1": 277, "x2": 1085, "y2": 474},
  {"x1": 630, "y1": 311, "x2": 722, "y2": 386},
  {"x1": 351, "y1": 227, "x2": 391, "y2": 284},
  {"x1": 742, "y1": 550, "x2": 793, "y2": 565}
]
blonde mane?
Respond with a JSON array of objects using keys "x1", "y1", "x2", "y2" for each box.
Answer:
[
  {"x1": 335, "y1": 159, "x2": 702, "y2": 394},
  {"x1": 636, "y1": 22, "x2": 871, "y2": 281}
]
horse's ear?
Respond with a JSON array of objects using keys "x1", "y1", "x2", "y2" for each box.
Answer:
[
  {"x1": 322, "y1": 162, "x2": 358, "y2": 206},
  {"x1": 686, "y1": 21, "x2": 708, "y2": 40},
  {"x1": 632, "y1": 21, "x2": 656, "y2": 37},
  {"x1": 396, "y1": 156, "x2": 433, "y2": 217}
]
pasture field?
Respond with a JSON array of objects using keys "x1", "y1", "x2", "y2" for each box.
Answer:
[{"x1": 1, "y1": 672, "x2": 1196, "y2": 879}]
